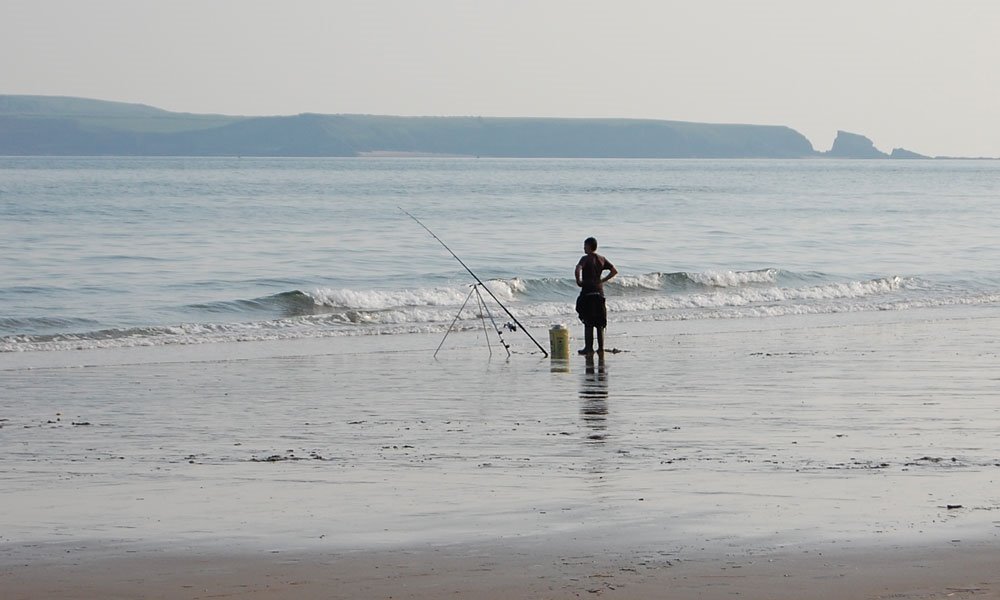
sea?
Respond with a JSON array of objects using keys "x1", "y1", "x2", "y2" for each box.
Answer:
[{"x1": 2, "y1": 156, "x2": 999, "y2": 353}]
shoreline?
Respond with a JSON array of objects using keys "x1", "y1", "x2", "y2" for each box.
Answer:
[{"x1": 4, "y1": 301, "x2": 997, "y2": 369}]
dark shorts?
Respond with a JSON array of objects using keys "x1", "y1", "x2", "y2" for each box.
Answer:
[{"x1": 576, "y1": 292, "x2": 607, "y2": 328}]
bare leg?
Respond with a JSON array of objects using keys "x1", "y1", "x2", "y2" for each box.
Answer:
[
  {"x1": 580, "y1": 326, "x2": 594, "y2": 354},
  {"x1": 596, "y1": 327, "x2": 605, "y2": 353}
]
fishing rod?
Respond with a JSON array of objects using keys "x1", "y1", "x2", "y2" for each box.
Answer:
[{"x1": 400, "y1": 207, "x2": 548, "y2": 357}]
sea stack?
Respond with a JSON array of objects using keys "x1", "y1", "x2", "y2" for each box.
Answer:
[{"x1": 825, "y1": 130, "x2": 888, "y2": 158}]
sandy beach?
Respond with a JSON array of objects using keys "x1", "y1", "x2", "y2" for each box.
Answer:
[
  {"x1": 3, "y1": 307, "x2": 1000, "y2": 598},
  {"x1": 3, "y1": 537, "x2": 999, "y2": 599}
]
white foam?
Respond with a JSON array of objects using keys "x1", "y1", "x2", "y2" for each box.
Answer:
[
  {"x1": 614, "y1": 273, "x2": 666, "y2": 290},
  {"x1": 685, "y1": 269, "x2": 779, "y2": 287},
  {"x1": 613, "y1": 269, "x2": 780, "y2": 291},
  {"x1": 610, "y1": 276, "x2": 905, "y2": 312},
  {"x1": 307, "y1": 278, "x2": 522, "y2": 310},
  {"x1": 308, "y1": 287, "x2": 470, "y2": 310}
]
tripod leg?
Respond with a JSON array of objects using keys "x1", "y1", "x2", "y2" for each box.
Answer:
[
  {"x1": 435, "y1": 286, "x2": 477, "y2": 359},
  {"x1": 474, "y1": 285, "x2": 493, "y2": 357},
  {"x1": 477, "y1": 284, "x2": 511, "y2": 358}
]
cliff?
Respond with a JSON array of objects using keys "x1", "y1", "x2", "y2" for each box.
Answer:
[{"x1": 0, "y1": 95, "x2": 817, "y2": 158}]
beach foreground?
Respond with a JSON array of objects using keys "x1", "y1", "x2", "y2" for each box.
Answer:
[
  {"x1": 2, "y1": 538, "x2": 999, "y2": 599},
  {"x1": 3, "y1": 307, "x2": 1000, "y2": 598}
]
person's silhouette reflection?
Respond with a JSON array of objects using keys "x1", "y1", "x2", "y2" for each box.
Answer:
[{"x1": 580, "y1": 353, "x2": 608, "y2": 442}]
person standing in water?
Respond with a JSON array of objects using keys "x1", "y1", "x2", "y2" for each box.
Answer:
[{"x1": 575, "y1": 237, "x2": 618, "y2": 355}]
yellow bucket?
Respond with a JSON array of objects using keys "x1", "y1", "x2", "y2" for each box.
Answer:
[{"x1": 548, "y1": 324, "x2": 570, "y2": 359}]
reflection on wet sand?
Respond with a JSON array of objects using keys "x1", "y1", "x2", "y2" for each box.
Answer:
[{"x1": 580, "y1": 353, "x2": 608, "y2": 442}]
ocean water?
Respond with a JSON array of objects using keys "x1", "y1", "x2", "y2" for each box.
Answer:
[{"x1": 1, "y1": 157, "x2": 999, "y2": 352}]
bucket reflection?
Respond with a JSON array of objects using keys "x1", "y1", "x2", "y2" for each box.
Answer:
[{"x1": 550, "y1": 358, "x2": 571, "y2": 373}]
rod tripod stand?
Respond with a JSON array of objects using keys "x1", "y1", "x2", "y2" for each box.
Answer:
[{"x1": 435, "y1": 283, "x2": 515, "y2": 359}]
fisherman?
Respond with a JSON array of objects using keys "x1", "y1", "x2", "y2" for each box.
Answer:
[{"x1": 575, "y1": 237, "x2": 618, "y2": 355}]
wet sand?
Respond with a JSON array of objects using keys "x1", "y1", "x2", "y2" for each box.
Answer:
[
  {"x1": 3, "y1": 538, "x2": 999, "y2": 599},
  {"x1": 3, "y1": 307, "x2": 1000, "y2": 597}
]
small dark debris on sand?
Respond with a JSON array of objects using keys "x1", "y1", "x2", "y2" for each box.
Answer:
[
  {"x1": 904, "y1": 456, "x2": 960, "y2": 466},
  {"x1": 252, "y1": 455, "x2": 303, "y2": 463},
  {"x1": 249, "y1": 449, "x2": 332, "y2": 462}
]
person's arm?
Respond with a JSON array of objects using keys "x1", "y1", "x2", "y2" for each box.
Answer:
[
  {"x1": 601, "y1": 261, "x2": 618, "y2": 284},
  {"x1": 575, "y1": 260, "x2": 584, "y2": 287}
]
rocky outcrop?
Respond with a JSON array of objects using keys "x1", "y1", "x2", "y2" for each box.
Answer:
[{"x1": 825, "y1": 131, "x2": 888, "y2": 158}]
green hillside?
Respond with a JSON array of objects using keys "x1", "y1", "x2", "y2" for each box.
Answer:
[
  {"x1": 0, "y1": 95, "x2": 242, "y2": 134},
  {"x1": 0, "y1": 95, "x2": 819, "y2": 158}
]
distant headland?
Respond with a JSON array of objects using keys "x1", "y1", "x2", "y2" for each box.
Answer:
[{"x1": 0, "y1": 95, "x2": 976, "y2": 159}]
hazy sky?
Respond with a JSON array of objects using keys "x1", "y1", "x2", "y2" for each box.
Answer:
[{"x1": 3, "y1": 0, "x2": 998, "y2": 156}]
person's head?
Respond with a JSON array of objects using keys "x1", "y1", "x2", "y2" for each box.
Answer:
[{"x1": 583, "y1": 237, "x2": 598, "y2": 253}]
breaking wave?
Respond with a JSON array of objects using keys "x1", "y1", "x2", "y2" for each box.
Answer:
[{"x1": 3, "y1": 270, "x2": 996, "y2": 353}]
